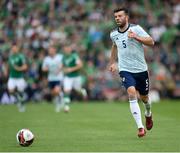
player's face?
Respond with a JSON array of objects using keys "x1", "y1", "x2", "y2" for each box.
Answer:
[
  {"x1": 48, "y1": 47, "x2": 56, "y2": 56},
  {"x1": 11, "y1": 45, "x2": 19, "y2": 54},
  {"x1": 114, "y1": 11, "x2": 128, "y2": 28},
  {"x1": 64, "y1": 46, "x2": 72, "y2": 55}
]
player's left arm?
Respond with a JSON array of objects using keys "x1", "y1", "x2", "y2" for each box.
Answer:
[
  {"x1": 55, "y1": 55, "x2": 63, "y2": 74},
  {"x1": 128, "y1": 30, "x2": 154, "y2": 46},
  {"x1": 64, "y1": 56, "x2": 83, "y2": 73},
  {"x1": 71, "y1": 59, "x2": 83, "y2": 72},
  {"x1": 128, "y1": 25, "x2": 154, "y2": 47}
]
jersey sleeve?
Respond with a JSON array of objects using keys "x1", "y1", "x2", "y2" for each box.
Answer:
[
  {"x1": 73, "y1": 53, "x2": 81, "y2": 64},
  {"x1": 58, "y1": 54, "x2": 63, "y2": 62},
  {"x1": 57, "y1": 54, "x2": 63, "y2": 67},
  {"x1": 135, "y1": 25, "x2": 150, "y2": 37},
  {"x1": 20, "y1": 54, "x2": 26, "y2": 64},
  {"x1": 110, "y1": 32, "x2": 115, "y2": 43},
  {"x1": 42, "y1": 58, "x2": 49, "y2": 69}
]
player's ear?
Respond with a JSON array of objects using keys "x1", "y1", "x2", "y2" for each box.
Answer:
[
  {"x1": 126, "y1": 14, "x2": 128, "y2": 18},
  {"x1": 126, "y1": 15, "x2": 129, "y2": 21}
]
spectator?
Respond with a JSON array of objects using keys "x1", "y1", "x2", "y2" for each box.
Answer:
[{"x1": 0, "y1": 0, "x2": 179, "y2": 103}]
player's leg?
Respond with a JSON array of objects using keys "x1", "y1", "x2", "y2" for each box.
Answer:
[
  {"x1": 140, "y1": 95, "x2": 153, "y2": 130},
  {"x1": 120, "y1": 71, "x2": 145, "y2": 137},
  {"x1": 63, "y1": 77, "x2": 73, "y2": 112},
  {"x1": 16, "y1": 78, "x2": 27, "y2": 112},
  {"x1": 127, "y1": 86, "x2": 145, "y2": 137},
  {"x1": 7, "y1": 78, "x2": 17, "y2": 98},
  {"x1": 136, "y1": 71, "x2": 153, "y2": 130},
  {"x1": 51, "y1": 82, "x2": 64, "y2": 112},
  {"x1": 8, "y1": 78, "x2": 25, "y2": 112},
  {"x1": 73, "y1": 76, "x2": 87, "y2": 100},
  {"x1": 140, "y1": 95, "x2": 152, "y2": 117}
]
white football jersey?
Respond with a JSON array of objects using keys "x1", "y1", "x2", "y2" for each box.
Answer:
[
  {"x1": 42, "y1": 54, "x2": 63, "y2": 81},
  {"x1": 110, "y1": 24, "x2": 150, "y2": 73}
]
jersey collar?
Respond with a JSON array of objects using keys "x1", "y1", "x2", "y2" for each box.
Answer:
[{"x1": 118, "y1": 24, "x2": 130, "y2": 33}]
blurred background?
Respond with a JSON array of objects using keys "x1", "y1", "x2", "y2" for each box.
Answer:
[{"x1": 0, "y1": 0, "x2": 179, "y2": 104}]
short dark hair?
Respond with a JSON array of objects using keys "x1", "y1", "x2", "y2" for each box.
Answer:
[
  {"x1": 12, "y1": 41, "x2": 17, "y2": 46},
  {"x1": 113, "y1": 8, "x2": 129, "y2": 16}
]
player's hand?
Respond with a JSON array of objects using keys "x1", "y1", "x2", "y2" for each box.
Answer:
[
  {"x1": 63, "y1": 68, "x2": 73, "y2": 73},
  {"x1": 13, "y1": 65, "x2": 21, "y2": 71},
  {"x1": 128, "y1": 30, "x2": 137, "y2": 39},
  {"x1": 42, "y1": 66, "x2": 49, "y2": 72},
  {"x1": 109, "y1": 63, "x2": 117, "y2": 73},
  {"x1": 14, "y1": 64, "x2": 27, "y2": 71}
]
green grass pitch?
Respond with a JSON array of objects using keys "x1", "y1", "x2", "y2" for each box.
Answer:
[{"x1": 0, "y1": 100, "x2": 180, "y2": 152}]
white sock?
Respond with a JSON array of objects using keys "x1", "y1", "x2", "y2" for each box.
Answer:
[
  {"x1": 54, "y1": 94, "x2": 64, "y2": 112},
  {"x1": 54, "y1": 96, "x2": 59, "y2": 105},
  {"x1": 59, "y1": 92, "x2": 64, "y2": 103},
  {"x1": 54, "y1": 93, "x2": 63, "y2": 104},
  {"x1": 129, "y1": 99, "x2": 144, "y2": 129},
  {"x1": 143, "y1": 100, "x2": 152, "y2": 117}
]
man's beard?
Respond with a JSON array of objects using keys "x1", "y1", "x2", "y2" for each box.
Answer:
[{"x1": 118, "y1": 21, "x2": 126, "y2": 28}]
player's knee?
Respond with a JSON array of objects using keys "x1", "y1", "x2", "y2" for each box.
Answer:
[
  {"x1": 8, "y1": 89, "x2": 15, "y2": 94},
  {"x1": 64, "y1": 89, "x2": 71, "y2": 94},
  {"x1": 75, "y1": 87, "x2": 81, "y2": 92},
  {"x1": 140, "y1": 95, "x2": 149, "y2": 103},
  {"x1": 17, "y1": 88, "x2": 24, "y2": 93},
  {"x1": 127, "y1": 86, "x2": 137, "y2": 100},
  {"x1": 52, "y1": 87, "x2": 61, "y2": 95}
]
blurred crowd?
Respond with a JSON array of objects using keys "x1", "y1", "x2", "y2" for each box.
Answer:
[{"x1": 0, "y1": 0, "x2": 179, "y2": 103}]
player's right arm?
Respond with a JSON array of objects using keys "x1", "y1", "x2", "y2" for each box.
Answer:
[
  {"x1": 109, "y1": 42, "x2": 118, "y2": 73},
  {"x1": 4, "y1": 62, "x2": 9, "y2": 78},
  {"x1": 63, "y1": 54, "x2": 83, "y2": 73},
  {"x1": 42, "y1": 58, "x2": 49, "y2": 72},
  {"x1": 13, "y1": 55, "x2": 28, "y2": 72},
  {"x1": 13, "y1": 64, "x2": 27, "y2": 71},
  {"x1": 42, "y1": 67, "x2": 48, "y2": 72}
]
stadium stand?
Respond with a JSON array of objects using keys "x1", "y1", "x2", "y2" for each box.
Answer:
[{"x1": 0, "y1": 0, "x2": 179, "y2": 103}]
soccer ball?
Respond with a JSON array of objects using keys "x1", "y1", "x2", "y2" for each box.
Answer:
[
  {"x1": 16, "y1": 129, "x2": 34, "y2": 147},
  {"x1": 64, "y1": 105, "x2": 70, "y2": 113}
]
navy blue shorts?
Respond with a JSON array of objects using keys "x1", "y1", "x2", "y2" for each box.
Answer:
[
  {"x1": 119, "y1": 71, "x2": 149, "y2": 95},
  {"x1": 48, "y1": 81, "x2": 61, "y2": 89}
]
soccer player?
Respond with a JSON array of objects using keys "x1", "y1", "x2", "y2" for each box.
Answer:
[
  {"x1": 62, "y1": 43, "x2": 87, "y2": 111},
  {"x1": 42, "y1": 45, "x2": 64, "y2": 112},
  {"x1": 7, "y1": 42, "x2": 28, "y2": 112},
  {"x1": 109, "y1": 8, "x2": 154, "y2": 137}
]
